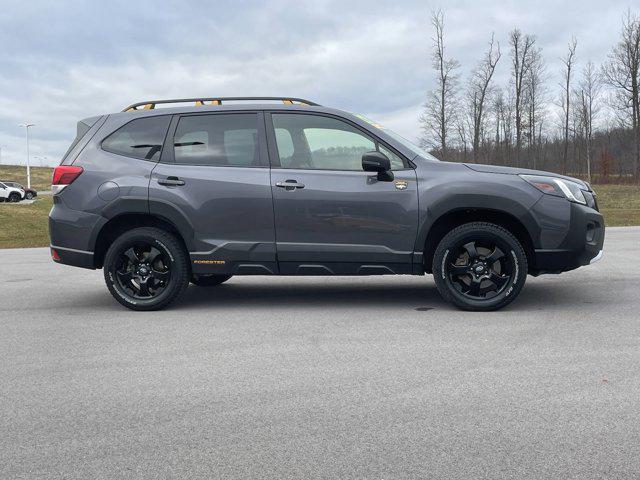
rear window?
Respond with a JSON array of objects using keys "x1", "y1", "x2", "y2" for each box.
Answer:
[
  {"x1": 173, "y1": 113, "x2": 261, "y2": 167},
  {"x1": 102, "y1": 116, "x2": 171, "y2": 161}
]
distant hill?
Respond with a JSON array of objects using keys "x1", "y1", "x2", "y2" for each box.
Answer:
[{"x1": 0, "y1": 165, "x2": 53, "y2": 192}]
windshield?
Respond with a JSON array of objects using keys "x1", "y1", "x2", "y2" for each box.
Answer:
[{"x1": 353, "y1": 113, "x2": 440, "y2": 161}]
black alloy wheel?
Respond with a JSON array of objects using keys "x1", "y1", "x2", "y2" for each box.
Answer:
[
  {"x1": 104, "y1": 227, "x2": 189, "y2": 311},
  {"x1": 115, "y1": 244, "x2": 171, "y2": 299},
  {"x1": 447, "y1": 240, "x2": 512, "y2": 299},
  {"x1": 433, "y1": 222, "x2": 527, "y2": 311}
]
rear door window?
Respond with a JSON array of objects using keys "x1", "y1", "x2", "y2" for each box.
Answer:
[
  {"x1": 172, "y1": 113, "x2": 261, "y2": 167},
  {"x1": 102, "y1": 116, "x2": 171, "y2": 161}
]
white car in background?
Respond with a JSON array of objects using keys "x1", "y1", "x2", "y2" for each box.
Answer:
[{"x1": 0, "y1": 181, "x2": 25, "y2": 202}]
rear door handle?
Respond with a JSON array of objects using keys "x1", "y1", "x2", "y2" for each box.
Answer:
[
  {"x1": 276, "y1": 179, "x2": 305, "y2": 190},
  {"x1": 158, "y1": 176, "x2": 185, "y2": 187}
]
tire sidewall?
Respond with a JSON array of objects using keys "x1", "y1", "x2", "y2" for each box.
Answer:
[
  {"x1": 434, "y1": 224, "x2": 527, "y2": 311},
  {"x1": 104, "y1": 229, "x2": 187, "y2": 310}
]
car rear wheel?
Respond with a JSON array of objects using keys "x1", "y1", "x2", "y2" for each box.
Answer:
[
  {"x1": 25, "y1": 192, "x2": 34, "y2": 200},
  {"x1": 432, "y1": 222, "x2": 527, "y2": 311},
  {"x1": 9, "y1": 192, "x2": 21, "y2": 202},
  {"x1": 103, "y1": 227, "x2": 190, "y2": 311},
  {"x1": 191, "y1": 274, "x2": 232, "y2": 287}
]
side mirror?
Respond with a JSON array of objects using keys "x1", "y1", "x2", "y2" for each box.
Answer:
[{"x1": 362, "y1": 151, "x2": 393, "y2": 181}]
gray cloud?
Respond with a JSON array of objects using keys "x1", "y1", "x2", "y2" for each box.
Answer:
[{"x1": 0, "y1": 0, "x2": 636, "y2": 165}]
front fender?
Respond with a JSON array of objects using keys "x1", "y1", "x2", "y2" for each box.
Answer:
[{"x1": 414, "y1": 177, "x2": 543, "y2": 253}]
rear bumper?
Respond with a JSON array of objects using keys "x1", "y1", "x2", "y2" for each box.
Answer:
[
  {"x1": 532, "y1": 202, "x2": 605, "y2": 274},
  {"x1": 49, "y1": 196, "x2": 104, "y2": 270},
  {"x1": 50, "y1": 245, "x2": 95, "y2": 269}
]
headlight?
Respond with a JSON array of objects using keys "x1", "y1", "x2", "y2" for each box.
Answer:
[{"x1": 519, "y1": 175, "x2": 587, "y2": 205}]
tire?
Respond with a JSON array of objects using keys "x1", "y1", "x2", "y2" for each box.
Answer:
[
  {"x1": 25, "y1": 192, "x2": 34, "y2": 200},
  {"x1": 9, "y1": 192, "x2": 20, "y2": 203},
  {"x1": 191, "y1": 274, "x2": 232, "y2": 287},
  {"x1": 432, "y1": 222, "x2": 527, "y2": 311},
  {"x1": 103, "y1": 227, "x2": 190, "y2": 311}
]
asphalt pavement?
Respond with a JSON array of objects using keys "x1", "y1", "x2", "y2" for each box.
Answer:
[{"x1": 1, "y1": 227, "x2": 639, "y2": 479}]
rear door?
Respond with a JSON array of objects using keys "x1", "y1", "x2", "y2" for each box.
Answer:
[
  {"x1": 149, "y1": 111, "x2": 276, "y2": 275},
  {"x1": 266, "y1": 112, "x2": 419, "y2": 275}
]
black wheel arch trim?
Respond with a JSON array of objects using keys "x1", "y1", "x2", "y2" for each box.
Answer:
[
  {"x1": 88, "y1": 196, "x2": 196, "y2": 268},
  {"x1": 417, "y1": 195, "x2": 540, "y2": 273}
]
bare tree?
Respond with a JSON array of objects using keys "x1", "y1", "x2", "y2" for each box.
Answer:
[
  {"x1": 524, "y1": 46, "x2": 546, "y2": 169},
  {"x1": 420, "y1": 9, "x2": 460, "y2": 159},
  {"x1": 602, "y1": 11, "x2": 640, "y2": 181},
  {"x1": 509, "y1": 29, "x2": 537, "y2": 166},
  {"x1": 560, "y1": 37, "x2": 578, "y2": 174},
  {"x1": 577, "y1": 61, "x2": 602, "y2": 182},
  {"x1": 467, "y1": 33, "x2": 501, "y2": 162}
]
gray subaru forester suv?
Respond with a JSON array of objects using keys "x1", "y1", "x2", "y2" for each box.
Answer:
[{"x1": 49, "y1": 97, "x2": 604, "y2": 311}]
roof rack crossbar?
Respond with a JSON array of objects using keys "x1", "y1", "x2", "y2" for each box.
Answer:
[{"x1": 123, "y1": 97, "x2": 320, "y2": 112}]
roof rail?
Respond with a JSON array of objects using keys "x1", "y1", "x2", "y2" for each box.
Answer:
[{"x1": 123, "y1": 97, "x2": 320, "y2": 112}]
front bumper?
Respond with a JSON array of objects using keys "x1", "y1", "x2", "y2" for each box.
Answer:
[{"x1": 532, "y1": 201, "x2": 605, "y2": 274}]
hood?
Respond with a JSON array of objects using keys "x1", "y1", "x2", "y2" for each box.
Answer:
[{"x1": 463, "y1": 163, "x2": 589, "y2": 189}]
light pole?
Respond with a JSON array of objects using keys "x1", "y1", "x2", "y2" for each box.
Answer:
[
  {"x1": 34, "y1": 155, "x2": 48, "y2": 167},
  {"x1": 0, "y1": 145, "x2": 6, "y2": 165},
  {"x1": 18, "y1": 123, "x2": 35, "y2": 189}
]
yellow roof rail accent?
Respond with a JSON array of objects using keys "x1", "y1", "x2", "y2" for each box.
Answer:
[
  {"x1": 195, "y1": 100, "x2": 221, "y2": 106},
  {"x1": 123, "y1": 97, "x2": 319, "y2": 112}
]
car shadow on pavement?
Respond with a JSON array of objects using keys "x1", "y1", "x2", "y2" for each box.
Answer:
[
  {"x1": 173, "y1": 278, "x2": 608, "y2": 312},
  {"x1": 180, "y1": 281, "x2": 450, "y2": 310},
  {"x1": 55, "y1": 277, "x2": 612, "y2": 313}
]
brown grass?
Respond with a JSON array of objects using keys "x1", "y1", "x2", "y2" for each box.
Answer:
[{"x1": 0, "y1": 196, "x2": 52, "y2": 248}]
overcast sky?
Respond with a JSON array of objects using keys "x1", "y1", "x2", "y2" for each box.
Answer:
[{"x1": 0, "y1": 0, "x2": 636, "y2": 166}]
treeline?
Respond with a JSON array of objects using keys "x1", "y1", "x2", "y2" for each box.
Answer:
[{"x1": 420, "y1": 10, "x2": 640, "y2": 183}]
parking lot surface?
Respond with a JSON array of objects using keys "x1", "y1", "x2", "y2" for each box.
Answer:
[{"x1": 1, "y1": 227, "x2": 639, "y2": 479}]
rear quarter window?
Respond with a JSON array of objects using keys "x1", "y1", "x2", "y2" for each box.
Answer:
[{"x1": 102, "y1": 116, "x2": 171, "y2": 161}]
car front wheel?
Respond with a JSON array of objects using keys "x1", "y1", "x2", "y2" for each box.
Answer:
[
  {"x1": 103, "y1": 227, "x2": 190, "y2": 311},
  {"x1": 25, "y1": 192, "x2": 34, "y2": 200},
  {"x1": 9, "y1": 192, "x2": 21, "y2": 202},
  {"x1": 432, "y1": 222, "x2": 528, "y2": 311}
]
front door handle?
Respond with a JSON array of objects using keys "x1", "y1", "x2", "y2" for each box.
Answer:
[
  {"x1": 158, "y1": 176, "x2": 185, "y2": 187},
  {"x1": 276, "y1": 179, "x2": 305, "y2": 190}
]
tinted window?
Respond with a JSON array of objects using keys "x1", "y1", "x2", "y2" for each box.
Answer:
[
  {"x1": 102, "y1": 116, "x2": 171, "y2": 161},
  {"x1": 173, "y1": 114, "x2": 260, "y2": 167},
  {"x1": 272, "y1": 113, "x2": 405, "y2": 171},
  {"x1": 378, "y1": 144, "x2": 405, "y2": 170}
]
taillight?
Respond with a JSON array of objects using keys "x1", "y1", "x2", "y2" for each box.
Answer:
[{"x1": 52, "y1": 165, "x2": 83, "y2": 194}]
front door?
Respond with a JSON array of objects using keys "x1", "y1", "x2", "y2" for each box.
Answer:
[
  {"x1": 149, "y1": 111, "x2": 277, "y2": 275},
  {"x1": 266, "y1": 112, "x2": 419, "y2": 275}
]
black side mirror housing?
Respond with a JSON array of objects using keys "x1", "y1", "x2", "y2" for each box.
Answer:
[{"x1": 362, "y1": 151, "x2": 394, "y2": 181}]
